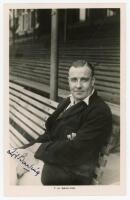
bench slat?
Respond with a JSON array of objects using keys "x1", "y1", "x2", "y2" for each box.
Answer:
[
  {"x1": 10, "y1": 124, "x2": 29, "y2": 145},
  {"x1": 10, "y1": 99, "x2": 46, "y2": 129},
  {"x1": 9, "y1": 83, "x2": 24, "y2": 91},
  {"x1": 10, "y1": 88, "x2": 55, "y2": 115},
  {"x1": 10, "y1": 131, "x2": 23, "y2": 147},
  {"x1": 10, "y1": 104, "x2": 44, "y2": 135},
  {"x1": 9, "y1": 112, "x2": 41, "y2": 139},
  {"x1": 10, "y1": 82, "x2": 58, "y2": 108},
  {"x1": 10, "y1": 93, "x2": 49, "y2": 121}
]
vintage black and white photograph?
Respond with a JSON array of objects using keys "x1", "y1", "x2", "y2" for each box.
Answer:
[{"x1": 5, "y1": 4, "x2": 125, "y2": 196}]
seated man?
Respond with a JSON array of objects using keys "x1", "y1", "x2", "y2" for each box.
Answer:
[{"x1": 16, "y1": 59, "x2": 112, "y2": 185}]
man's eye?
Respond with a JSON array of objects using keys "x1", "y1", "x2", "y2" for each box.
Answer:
[
  {"x1": 81, "y1": 78, "x2": 89, "y2": 82},
  {"x1": 70, "y1": 78, "x2": 77, "y2": 82},
  {"x1": 69, "y1": 78, "x2": 89, "y2": 82}
]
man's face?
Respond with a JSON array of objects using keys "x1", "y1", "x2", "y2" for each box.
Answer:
[{"x1": 68, "y1": 66, "x2": 95, "y2": 103}]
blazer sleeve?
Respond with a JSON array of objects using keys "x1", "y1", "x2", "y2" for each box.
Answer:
[
  {"x1": 17, "y1": 131, "x2": 51, "y2": 150},
  {"x1": 34, "y1": 107, "x2": 112, "y2": 166},
  {"x1": 18, "y1": 100, "x2": 66, "y2": 149}
]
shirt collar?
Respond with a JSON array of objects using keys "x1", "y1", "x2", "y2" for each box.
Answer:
[{"x1": 69, "y1": 89, "x2": 95, "y2": 106}]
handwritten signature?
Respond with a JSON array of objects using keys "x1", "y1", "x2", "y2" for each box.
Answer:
[{"x1": 7, "y1": 148, "x2": 40, "y2": 176}]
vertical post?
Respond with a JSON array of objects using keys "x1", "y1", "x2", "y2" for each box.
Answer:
[
  {"x1": 13, "y1": 9, "x2": 15, "y2": 45},
  {"x1": 64, "y1": 9, "x2": 67, "y2": 43},
  {"x1": 50, "y1": 9, "x2": 58, "y2": 101},
  {"x1": 79, "y1": 9, "x2": 86, "y2": 22},
  {"x1": 33, "y1": 10, "x2": 36, "y2": 41}
]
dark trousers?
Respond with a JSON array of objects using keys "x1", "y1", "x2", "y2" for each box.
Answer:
[{"x1": 41, "y1": 164, "x2": 92, "y2": 185}]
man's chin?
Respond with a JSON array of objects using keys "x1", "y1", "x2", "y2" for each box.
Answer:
[{"x1": 74, "y1": 95, "x2": 85, "y2": 102}]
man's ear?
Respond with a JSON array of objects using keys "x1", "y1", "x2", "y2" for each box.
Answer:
[
  {"x1": 92, "y1": 76, "x2": 95, "y2": 86},
  {"x1": 68, "y1": 77, "x2": 70, "y2": 85}
]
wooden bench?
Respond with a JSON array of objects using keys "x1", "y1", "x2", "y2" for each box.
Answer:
[
  {"x1": 9, "y1": 82, "x2": 120, "y2": 185},
  {"x1": 9, "y1": 82, "x2": 58, "y2": 148}
]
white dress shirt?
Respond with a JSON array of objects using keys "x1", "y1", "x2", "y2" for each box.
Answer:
[{"x1": 66, "y1": 89, "x2": 95, "y2": 110}]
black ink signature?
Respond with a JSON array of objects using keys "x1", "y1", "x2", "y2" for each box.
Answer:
[{"x1": 7, "y1": 148, "x2": 40, "y2": 176}]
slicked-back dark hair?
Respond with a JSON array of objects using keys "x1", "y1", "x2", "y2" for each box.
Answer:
[{"x1": 70, "y1": 60, "x2": 95, "y2": 77}]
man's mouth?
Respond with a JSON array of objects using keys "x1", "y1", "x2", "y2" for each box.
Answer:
[{"x1": 74, "y1": 91, "x2": 84, "y2": 94}]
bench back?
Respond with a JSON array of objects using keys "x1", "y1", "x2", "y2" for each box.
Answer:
[{"x1": 9, "y1": 82, "x2": 58, "y2": 148}]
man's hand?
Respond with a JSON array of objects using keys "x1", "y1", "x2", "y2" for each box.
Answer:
[
  {"x1": 27, "y1": 143, "x2": 42, "y2": 154},
  {"x1": 15, "y1": 148, "x2": 29, "y2": 178},
  {"x1": 16, "y1": 164, "x2": 28, "y2": 179},
  {"x1": 67, "y1": 132, "x2": 77, "y2": 140},
  {"x1": 15, "y1": 147, "x2": 40, "y2": 178}
]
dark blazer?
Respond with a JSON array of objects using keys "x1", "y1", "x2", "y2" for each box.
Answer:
[{"x1": 34, "y1": 91, "x2": 112, "y2": 185}]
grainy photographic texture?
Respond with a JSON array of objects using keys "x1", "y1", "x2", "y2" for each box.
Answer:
[{"x1": 4, "y1": 3, "x2": 125, "y2": 196}]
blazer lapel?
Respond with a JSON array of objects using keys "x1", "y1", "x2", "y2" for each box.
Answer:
[
  {"x1": 59, "y1": 90, "x2": 98, "y2": 119},
  {"x1": 46, "y1": 90, "x2": 97, "y2": 129},
  {"x1": 58, "y1": 101, "x2": 87, "y2": 119},
  {"x1": 45, "y1": 97, "x2": 70, "y2": 130}
]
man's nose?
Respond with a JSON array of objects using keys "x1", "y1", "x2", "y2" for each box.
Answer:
[{"x1": 76, "y1": 80, "x2": 82, "y2": 88}]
